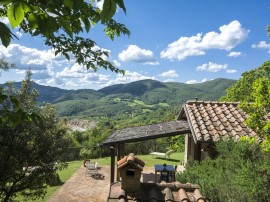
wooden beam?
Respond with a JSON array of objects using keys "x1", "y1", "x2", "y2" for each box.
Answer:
[
  {"x1": 116, "y1": 144, "x2": 125, "y2": 181},
  {"x1": 110, "y1": 146, "x2": 115, "y2": 184}
]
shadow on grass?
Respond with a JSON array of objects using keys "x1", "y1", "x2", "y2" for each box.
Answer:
[
  {"x1": 154, "y1": 157, "x2": 179, "y2": 163},
  {"x1": 48, "y1": 174, "x2": 65, "y2": 186}
]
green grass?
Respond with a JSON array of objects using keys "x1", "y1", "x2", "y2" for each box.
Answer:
[
  {"x1": 19, "y1": 161, "x2": 82, "y2": 202},
  {"x1": 92, "y1": 152, "x2": 184, "y2": 167},
  {"x1": 18, "y1": 152, "x2": 184, "y2": 201},
  {"x1": 42, "y1": 161, "x2": 82, "y2": 201},
  {"x1": 113, "y1": 98, "x2": 121, "y2": 102},
  {"x1": 133, "y1": 100, "x2": 155, "y2": 108},
  {"x1": 159, "y1": 102, "x2": 170, "y2": 107}
]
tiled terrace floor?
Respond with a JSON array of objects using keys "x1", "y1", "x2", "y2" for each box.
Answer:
[
  {"x1": 47, "y1": 166, "x2": 111, "y2": 202},
  {"x1": 47, "y1": 165, "x2": 184, "y2": 202}
]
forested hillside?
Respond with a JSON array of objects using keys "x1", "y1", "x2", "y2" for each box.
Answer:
[{"x1": 2, "y1": 78, "x2": 235, "y2": 127}]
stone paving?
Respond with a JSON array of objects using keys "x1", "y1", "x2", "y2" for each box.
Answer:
[
  {"x1": 47, "y1": 166, "x2": 111, "y2": 202},
  {"x1": 47, "y1": 165, "x2": 184, "y2": 202}
]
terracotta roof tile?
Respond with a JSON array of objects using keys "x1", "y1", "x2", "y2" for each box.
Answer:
[
  {"x1": 117, "y1": 153, "x2": 145, "y2": 170},
  {"x1": 108, "y1": 181, "x2": 206, "y2": 202},
  {"x1": 178, "y1": 188, "x2": 188, "y2": 201},
  {"x1": 180, "y1": 101, "x2": 258, "y2": 142}
]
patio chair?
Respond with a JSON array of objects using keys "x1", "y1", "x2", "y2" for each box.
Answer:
[
  {"x1": 150, "y1": 150, "x2": 174, "y2": 160},
  {"x1": 85, "y1": 162, "x2": 98, "y2": 176}
]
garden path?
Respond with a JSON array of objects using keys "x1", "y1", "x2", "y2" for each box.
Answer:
[
  {"x1": 47, "y1": 165, "x2": 184, "y2": 202},
  {"x1": 47, "y1": 165, "x2": 111, "y2": 202}
]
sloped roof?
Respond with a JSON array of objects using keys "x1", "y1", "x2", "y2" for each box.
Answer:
[
  {"x1": 117, "y1": 153, "x2": 145, "y2": 170},
  {"x1": 108, "y1": 181, "x2": 206, "y2": 202},
  {"x1": 103, "y1": 121, "x2": 190, "y2": 145},
  {"x1": 178, "y1": 101, "x2": 257, "y2": 143}
]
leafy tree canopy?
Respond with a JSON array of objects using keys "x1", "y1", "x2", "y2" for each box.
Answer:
[
  {"x1": 0, "y1": 0, "x2": 130, "y2": 74},
  {"x1": 221, "y1": 61, "x2": 270, "y2": 141},
  {"x1": 0, "y1": 71, "x2": 72, "y2": 201},
  {"x1": 220, "y1": 60, "x2": 270, "y2": 102}
]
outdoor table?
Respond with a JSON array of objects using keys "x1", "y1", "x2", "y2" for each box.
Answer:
[{"x1": 154, "y1": 164, "x2": 175, "y2": 182}]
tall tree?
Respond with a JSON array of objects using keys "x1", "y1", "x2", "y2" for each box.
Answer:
[
  {"x1": 0, "y1": 71, "x2": 71, "y2": 202},
  {"x1": 221, "y1": 61, "x2": 270, "y2": 141},
  {"x1": 0, "y1": 0, "x2": 129, "y2": 74}
]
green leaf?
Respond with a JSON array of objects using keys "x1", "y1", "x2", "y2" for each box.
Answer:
[
  {"x1": 0, "y1": 31, "x2": 11, "y2": 47},
  {"x1": 73, "y1": 0, "x2": 84, "y2": 11},
  {"x1": 47, "y1": 16, "x2": 58, "y2": 33},
  {"x1": 100, "y1": 0, "x2": 117, "y2": 23},
  {"x1": 62, "y1": 52, "x2": 70, "y2": 60},
  {"x1": 0, "y1": 93, "x2": 8, "y2": 103},
  {"x1": 63, "y1": 0, "x2": 73, "y2": 9},
  {"x1": 10, "y1": 95, "x2": 20, "y2": 111},
  {"x1": 21, "y1": 2, "x2": 32, "y2": 13},
  {"x1": 82, "y1": 17, "x2": 90, "y2": 33},
  {"x1": 0, "y1": 22, "x2": 18, "y2": 47},
  {"x1": 115, "y1": 0, "x2": 126, "y2": 13},
  {"x1": 58, "y1": 17, "x2": 73, "y2": 38},
  {"x1": 28, "y1": 13, "x2": 38, "y2": 29},
  {"x1": 8, "y1": 3, "x2": 25, "y2": 28}
]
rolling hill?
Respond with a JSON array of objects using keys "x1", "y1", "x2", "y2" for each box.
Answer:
[{"x1": 2, "y1": 78, "x2": 235, "y2": 120}]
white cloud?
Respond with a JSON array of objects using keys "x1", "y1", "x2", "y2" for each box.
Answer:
[
  {"x1": 197, "y1": 62, "x2": 228, "y2": 72},
  {"x1": 163, "y1": 79, "x2": 175, "y2": 82},
  {"x1": 0, "y1": 43, "x2": 117, "y2": 90},
  {"x1": 186, "y1": 79, "x2": 198, "y2": 84},
  {"x1": 0, "y1": 17, "x2": 9, "y2": 24},
  {"x1": 201, "y1": 78, "x2": 209, "y2": 82},
  {"x1": 94, "y1": 0, "x2": 104, "y2": 9},
  {"x1": 112, "y1": 60, "x2": 121, "y2": 67},
  {"x1": 118, "y1": 45, "x2": 159, "y2": 65},
  {"x1": 227, "y1": 51, "x2": 242, "y2": 57},
  {"x1": 161, "y1": 20, "x2": 249, "y2": 61},
  {"x1": 16, "y1": 31, "x2": 23, "y2": 38},
  {"x1": 186, "y1": 78, "x2": 209, "y2": 84},
  {"x1": 0, "y1": 44, "x2": 68, "y2": 71},
  {"x1": 158, "y1": 70, "x2": 178, "y2": 78},
  {"x1": 160, "y1": 34, "x2": 205, "y2": 60},
  {"x1": 252, "y1": 41, "x2": 270, "y2": 53},
  {"x1": 104, "y1": 70, "x2": 156, "y2": 87},
  {"x1": 226, "y1": 69, "x2": 237, "y2": 73}
]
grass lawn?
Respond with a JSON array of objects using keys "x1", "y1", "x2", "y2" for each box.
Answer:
[
  {"x1": 42, "y1": 161, "x2": 82, "y2": 201},
  {"x1": 19, "y1": 161, "x2": 82, "y2": 202},
  {"x1": 18, "y1": 152, "x2": 184, "y2": 201},
  {"x1": 92, "y1": 152, "x2": 184, "y2": 167}
]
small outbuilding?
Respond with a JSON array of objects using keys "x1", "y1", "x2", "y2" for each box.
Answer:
[
  {"x1": 108, "y1": 153, "x2": 206, "y2": 202},
  {"x1": 178, "y1": 101, "x2": 257, "y2": 162},
  {"x1": 103, "y1": 100, "x2": 258, "y2": 184},
  {"x1": 117, "y1": 153, "x2": 145, "y2": 192}
]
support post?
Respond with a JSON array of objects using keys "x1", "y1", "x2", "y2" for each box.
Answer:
[
  {"x1": 110, "y1": 146, "x2": 115, "y2": 184},
  {"x1": 116, "y1": 144, "x2": 125, "y2": 181}
]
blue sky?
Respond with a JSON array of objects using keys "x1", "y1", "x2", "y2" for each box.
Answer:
[{"x1": 1, "y1": 0, "x2": 270, "y2": 90}]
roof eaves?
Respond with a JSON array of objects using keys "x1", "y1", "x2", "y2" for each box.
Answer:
[
  {"x1": 184, "y1": 104, "x2": 198, "y2": 144},
  {"x1": 103, "y1": 128, "x2": 191, "y2": 146},
  {"x1": 177, "y1": 104, "x2": 186, "y2": 120}
]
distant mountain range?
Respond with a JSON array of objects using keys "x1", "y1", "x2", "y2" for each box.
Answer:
[{"x1": 3, "y1": 78, "x2": 235, "y2": 119}]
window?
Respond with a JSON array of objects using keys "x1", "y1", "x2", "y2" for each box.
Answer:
[{"x1": 126, "y1": 169, "x2": 135, "y2": 177}]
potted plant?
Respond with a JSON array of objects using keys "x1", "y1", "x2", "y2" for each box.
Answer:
[{"x1": 79, "y1": 148, "x2": 92, "y2": 167}]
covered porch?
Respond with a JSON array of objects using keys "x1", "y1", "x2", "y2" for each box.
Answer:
[{"x1": 103, "y1": 120, "x2": 196, "y2": 183}]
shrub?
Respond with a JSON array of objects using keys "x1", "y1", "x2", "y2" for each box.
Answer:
[{"x1": 177, "y1": 139, "x2": 270, "y2": 202}]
